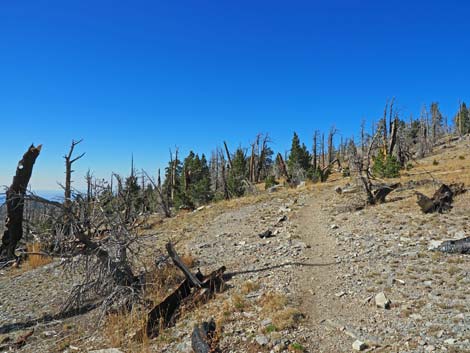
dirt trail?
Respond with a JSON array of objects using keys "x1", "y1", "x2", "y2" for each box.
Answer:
[{"x1": 293, "y1": 188, "x2": 362, "y2": 352}]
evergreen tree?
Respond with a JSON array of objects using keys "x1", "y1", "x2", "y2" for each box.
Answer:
[
  {"x1": 454, "y1": 102, "x2": 470, "y2": 135},
  {"x1": 228, "y1": 148, "x2": 247, "y2": 197},
  {"x1": 175, "y1": 151, "x2": 213, "y2": 208},
  {"x1": 287, "y1": 132, "x2": 311, "y2": 179}
]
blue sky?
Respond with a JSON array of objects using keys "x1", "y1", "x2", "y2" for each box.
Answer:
[{"x1": 0, "y1": 0, "x2": 469, "y2": 190}]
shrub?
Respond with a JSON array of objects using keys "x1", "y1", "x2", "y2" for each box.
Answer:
[
  {"x1": 264, "y1": 175, "x2": 278, "y2": 190},
  {"x1": 372, "y1": 154, "x2": 400, "y2": 178},
  {"x1": 432, "y1": 159, "x2": 439, "y2": 166}
]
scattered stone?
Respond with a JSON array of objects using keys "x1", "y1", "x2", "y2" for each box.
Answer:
[
  {"x1": 352, "y1": 340, "x2": 368, "y2": 351},
  {"x1": 335, "y1": 291, "x2": 346, "y2": 298},
  {"x1": 258, "y1": 230, "x2": 274, "y2": 239},
  {"x1": 444, "y1": 338, "x2": 456, "y2": 345},
  {"x1": 255, "y1": 334, "x2": 269, "y2": 346},
  {"x1": 335, "y1": 186, "x2": 342, "y2": 194},
  {"x1": 375, "y1": 292, "x2": 391, "y2": 309},
  {"x1": 331, "y1": 224, "x2": 339, "y2": 230},
  {"x1": 89, "y1": 349, "x2": 124, "y2": 353}
]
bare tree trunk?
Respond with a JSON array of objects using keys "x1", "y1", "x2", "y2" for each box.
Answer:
[
  {"x1": 321, "y1": 133, "x2": 325, "y2": 168},
  {"x1": 249, "y1": 143, "x2": 255, "y2": 183},
  {"x1": 389, "y1": 117, "x2": 398, "y2": 156},
  {"x1": 327, "y1": 127, "x2": 336, "y2": 164},
  {"x1": 1, "y1": 144, "x2": 42, "y2": 260},
  {"x1": 219, "y1": 151, "x2": 229, "y2": 200},
  {"x1": 64, "y1": 139, "x2": 85, "y2": 214},
  {"x1": 276, "y1": 153, "x2": 290, "y2": 182},
  {"x1": 223, "y1": 141, "x2": 232, "y2": 169},
  {"x1": 255, "y1": 134, "x2": 270, "y2": 183},
  {"x1": 312, "y1": 131, "x2": 318, "y2": 172}
]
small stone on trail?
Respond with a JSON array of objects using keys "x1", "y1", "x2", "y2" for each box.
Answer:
[
  {"x1": 375, "y1": 292, "x2": 391, "y2": 309},
  {"x1": 258, "y1": 230, "x2": 274, "y2": 239},
  {"x1": 352, "y1": 340, "x2": 368, "y2": 351},
  {"x1": 255, "y1": 334, "x2": 269, "y2": 346}
]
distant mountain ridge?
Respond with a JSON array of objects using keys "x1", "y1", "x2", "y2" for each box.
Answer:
[{"x1": 0, "y1": 190, "x2": 63, "y2": 205}]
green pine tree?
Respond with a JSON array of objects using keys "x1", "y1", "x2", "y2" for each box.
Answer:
[
  {"x1": 228, "y1": 148, "x2": 247, "y2": 197},
  {"x1": 287, "y1": 132, "x2": 311, "y2": 178},
  {"x1": 454, "y1": 102, "x2": 470, "y2": 135}
]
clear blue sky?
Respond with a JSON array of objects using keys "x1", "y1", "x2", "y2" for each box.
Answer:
[{"x1": 1, "y1": 0, "x2": 469, "y2": 190}]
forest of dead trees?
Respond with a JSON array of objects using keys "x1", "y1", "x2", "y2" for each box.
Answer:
[{"x1": 0, "y1": 99, "x2": 469, "y2": 347}]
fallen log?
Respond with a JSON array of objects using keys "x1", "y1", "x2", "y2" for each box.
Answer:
[
  {"x1": 191, "y1": 319, "x2": 218, "y2": 353},
  {"x1": 416, "y1": 183, "x2": 466, "y2": 213},
  {"x1": 372, "y1": 183, "x2": 400, "y2": 204},
  {"x1": 146, "y1": 243, "x2": 226, "y2": 338},
  {"x1": 435, "y1": 237, "x2": 470, "y2": 254}
]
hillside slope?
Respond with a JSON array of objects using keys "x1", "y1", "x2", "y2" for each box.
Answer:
[{"x1": 0, "y1": 137, "x2": 469, "y2": 352}]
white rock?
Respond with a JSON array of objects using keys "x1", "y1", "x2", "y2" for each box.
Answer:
[
  {"x1": 255, "y1": 334, "x2": 269, "y2": 346},
  {"x1": 352, "y1": 340, "x2": 367, "y2": 351},
  {"x1": 375, "y1": 292, "x2": 391, "y2": 309}
]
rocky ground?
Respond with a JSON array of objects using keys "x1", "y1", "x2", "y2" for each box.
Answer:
[{"x1": 0, "y1": 138, "x2": 469, "y2": 352}]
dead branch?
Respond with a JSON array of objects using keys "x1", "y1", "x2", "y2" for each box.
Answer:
[
  {"x1": 416, "y1": 183, "x2": 466, "y2": 213},
  {"x1": 192, "y1": 319, "x2": 219, "y2": 353}
]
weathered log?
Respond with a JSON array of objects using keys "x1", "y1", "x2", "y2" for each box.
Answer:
[
  {"x1": 372, "y1": 183, "x2": 400, "y2": 204},
  {"x1": 191, "y1": 319, "x2": 218, "y2": 353},
  {"x1": 166, "y1": 242, "x2": 202, "y2": 288},
  {"x1": 146, "y1": 244, "x2": 226, "y2": 338},
  {"x1": 0, "y1": 145, "x2": 41, "y2": 260},
  {"x1": 436, "y1": 237, "x2": 470, "y2": 254},
  {"x1": 416, "y1": 183, "x2": 466, "y2": 213}
]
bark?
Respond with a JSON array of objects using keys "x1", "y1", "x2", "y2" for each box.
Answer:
[
  {"x1": 416, "y1": 183, "x2": 466, "y2": 213},
  {"x1": 223, "y1": 141, "x2": 232, "y2": 169},
  {"x1": 1, "y1": 144, "x2": 41, "y2": 260},
  {"x1": 191, "y1": 320, "x2": 218, "y2": 353},
  {"x1": 276, "y1": 153, "x2": 290, "y2": 182},
  {"x1": 146, "y1": 243, "x2": 226, "y2": 338},
  {"x1": 436, "y1": 237, "x2": 470, "y2": 254}
]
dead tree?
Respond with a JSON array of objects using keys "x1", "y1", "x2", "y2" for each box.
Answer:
[
  {"x1": 249, "y1": 141, "x2": 256, "y2": 183},
  {"x1": 254, "y1": 134, "x2": 271, "y2": 183},
  {"x1": 312, "y1": 131, "x2": 318, "y2": 172},
  {"x1": 223, "y1": 141, "x2": 232, "y2": 169},
  {"x1": 0, "y1": 144, "x2": 42, "y2": 260},
  {"x1": 146, "y1": 243, "x2": 225, "y2": 338},
  {"x1": 143, "y1": 170, "x2": 171, "y2": 217},
  {"x1": 64, "y1": 139, "x2": 85, "y2": 215},
  {"x1": 276, "y1": 153, "x2": 290, "y2": 183},
  {"x1": 416, "y1": 183, "x2": 466, "y2": 213},
  {"x1": 352, "y1": 132, "x2": 398, "y2": 205},
  {"x1": 327, "y1": 126, "x2": 337, "y2": 164}
]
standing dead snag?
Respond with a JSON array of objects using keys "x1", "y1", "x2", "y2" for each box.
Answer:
[
  {"x1": 0, "y1": 144, "x2": 41, "y2": 260},
  {"x1": 64, "y1": 139, "x2": 85, "y2": 213}
]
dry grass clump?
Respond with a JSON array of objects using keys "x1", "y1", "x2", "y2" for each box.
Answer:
[
  {"x1": 259, "y1": 292, "x2": 303, "y2": 330},
  {"x1": 241, "y1": 280, "x2": 260, "y2": 294},
  {"x1": 104, "y1": 307, "x2": 149, "y2": 351},
  {"x1": 25, "y1": 242, "x2": 52, "y2": 269}
]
